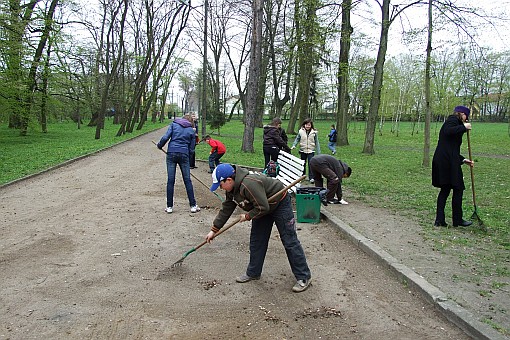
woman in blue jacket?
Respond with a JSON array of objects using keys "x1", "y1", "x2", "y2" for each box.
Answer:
[{"x1": 157, "y1": 114, "x2": 200, "y2": 213}]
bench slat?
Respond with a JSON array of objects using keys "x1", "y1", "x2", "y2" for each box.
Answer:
[{"x1": 276, "y1": 150, "x2": 305, "y2": 193}]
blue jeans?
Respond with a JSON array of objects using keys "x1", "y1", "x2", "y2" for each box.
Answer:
[
  {"x1": 246, "y1": 195, "x2": 311, "y2": 281},
  {"x1": 328, "y1": 141, "x2": 336, "y2": 153},
  {"x1": 208, "y1": 151, "x2": 224, "y2": 171},
  {"x1": 165, "y1": 152, "x2": 197, "y2": 207},
  {"x1": 299, "y1": 151, "x2": 315, "y2": 180}
]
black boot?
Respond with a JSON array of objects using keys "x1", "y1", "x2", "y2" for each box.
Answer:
[{"x1": 453, "y1": 220, "x2": 472, "y2": 227}]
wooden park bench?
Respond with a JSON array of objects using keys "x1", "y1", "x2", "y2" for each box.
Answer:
[{"x1": 275, "y1": 150, "x2": 305, "y2": 193}]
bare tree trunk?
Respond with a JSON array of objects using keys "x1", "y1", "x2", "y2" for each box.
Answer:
[
  {"x1": 336, "y1": 0, "x2": 352, "y2": 146},
  {"x1": 201, "y1": 0, "x2": 209, "y2": 138},
  {"x1": 362, "y1": 0, "x2": 390, "y2": 155},
  {"x1": 422, "y1": 0, "x2": 433, "y2": 167},
  {"x1": 268, "y1": 0, "x2": 292, "y2": 120},
  {"x1": 242, "y1": 0, "x2": 264, "y2": 152},
  {"x1": 40, "y1": 36, "x2": 52, "y2": 134}
]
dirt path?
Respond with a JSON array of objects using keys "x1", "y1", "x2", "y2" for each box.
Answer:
[{"x1": 0, "y1": 130, "x2": 469, "y2": 339}]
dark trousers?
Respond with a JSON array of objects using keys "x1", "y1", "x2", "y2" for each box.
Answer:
[
  {"x1": 263, "y1": 146, "x2": 280, "y2": 168},
  {"x1": 436, "y1": 186, "x2": 464, "y2": 225},
  {"x1": 208, "y1": 151, "x2": 224, "y2": 171},
  {"x1": 299, "y1": 152, "x2": 315, "y2": 180},
  {"x1": 190, "y1": 152, "x2": 196, "y2": 168},
  {"x1": 246, "y1": 195, "x2": 311, "y2": 281}
]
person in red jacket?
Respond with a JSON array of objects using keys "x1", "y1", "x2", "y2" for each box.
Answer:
[{"x1": 204, "y1": 135, "x2": 226, "y2": 173}]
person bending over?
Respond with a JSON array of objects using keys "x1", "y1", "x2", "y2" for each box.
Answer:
[
  {"x1": 309, "y1": 154, "x2": 351, "y2": 205},
  {"x1": 205, "y1": 163, "x2": 312, "y2": 293}
]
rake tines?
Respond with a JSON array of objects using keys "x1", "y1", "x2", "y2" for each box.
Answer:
[
  {"x1": 169, "y1": 175, "x2": 306, "y2": 269},
  {"x1": 170, "y1": 217, "x2": 241, "y2": 268},
  {"x1": 471, "y1": 206, "x2": 487, "y2": 232},
  {"x1": 171, "y1": 244, "x2": 205, "y2": 268}
]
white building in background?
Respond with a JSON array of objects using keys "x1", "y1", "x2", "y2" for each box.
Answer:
[{"x1": 224, "y1": 95, "x2": 244, "y2": 117}]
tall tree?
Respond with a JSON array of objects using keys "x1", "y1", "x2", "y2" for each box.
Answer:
[
  {"x1": 95, "y1": 0, "x2": 127, "y2": 139},
  {"x1": 267, "y1": 0, "x2": 294, "y2": 120},
  {"x1": 3, "y1": 0, "x2": 60, "y2": 135},
  {"x1": 422, "y1": 0, "x2": 433, "y2": 167},
  {"x1": 362, "y1": 0, "x2": 421, "y2": 154},
  {"x1": 293, "y1": 0, "x2": 319, "y2": 125},
  {"x1": 336, "y1": 0, "x2": 353, "y2": 146},
  {"x1": 242, "y1": 0, "x2": 264, "y2": 152}
]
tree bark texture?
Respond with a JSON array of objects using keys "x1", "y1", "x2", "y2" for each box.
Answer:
[
  {"x1": 363, "y1": 0, "x2": 390, "y2": 155},
  {"x1": 336, "y1": 0, "x2": 352, "y2": 146},
  {"x1": 422, "y1": 0, "x2": 433, "y2": 167},
  {"x1": 242, "y1": 0, "x2": 264, "y2": 153}
]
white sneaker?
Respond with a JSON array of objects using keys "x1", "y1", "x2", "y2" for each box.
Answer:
[
  {"x1": 339, "y1": 199, "x2": 348, "y2": 205},
  {"x1": 309, "y1": 179, "x2": 314, "y2": 183},
  {"x1": 165, "y1": 207, "x2": 173, "y2": 213},
  {"x1": 190, "y1": 205, "x2": 201, "y2": 213}
]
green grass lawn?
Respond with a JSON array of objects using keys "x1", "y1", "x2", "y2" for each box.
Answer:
[
  {"x1": 0, "y1": 119, "x2": 169, "y2": 184},
  {"x1": 2, "y1": 117, "x2": 510, "y2": 331}
]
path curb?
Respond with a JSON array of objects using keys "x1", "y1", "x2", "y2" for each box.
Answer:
[{"x1": 321, "y1": 208, "x2": 506, "y2": 340}]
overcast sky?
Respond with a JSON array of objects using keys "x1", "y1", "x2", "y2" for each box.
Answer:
[{"x1": 352, "y1": 0, "x2": 510, "y2": 58}]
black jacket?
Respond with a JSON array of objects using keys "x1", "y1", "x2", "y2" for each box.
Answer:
[
  {"x1": 432, "y1": 114, "x2": 467, "y2": 190},
  {"x1": 263, "y1": 125, "x2": 291, "y2": 152}
]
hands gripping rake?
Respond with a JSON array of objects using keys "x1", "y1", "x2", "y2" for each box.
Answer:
[{"x1": 171, "y1": 175, "x2": 306, "y2": 268}]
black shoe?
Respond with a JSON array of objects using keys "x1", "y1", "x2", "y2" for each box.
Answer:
[
  {"x1": 434, "y1": 221, "x2": 447, "y2": 227},
  {"x1": 453, "y1": 220, "x2": 472, "y2": 227},
  {"x1": 327, "y1": 199, "x2": 341, "y2": 204},
  {"x1": 207, "y1": 170, "x2": 213, "y2": 174}
]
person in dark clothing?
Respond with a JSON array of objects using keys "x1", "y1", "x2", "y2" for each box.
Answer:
[
  {"x1": 190, "y1": 114, "x2": 199, "y2": 169},
  {"x1": 156, "y1": 114, "x2": 200, "y2": 214},
  {"x1": 432, "y1": 105, "x2": 474, "y2": 227},
  {"x1": 205, "y1": 163, "x2": 312, "y2": 293},
  {"x1": 309, "y1": 154, "x2": 351, "y2": 204},
  {"x1": 263, "y1": 117, "x2": 291, "y2": 167}
]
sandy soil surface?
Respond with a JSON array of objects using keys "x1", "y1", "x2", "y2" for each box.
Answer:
[{"x1": 0, "y1": 129, "x2": 474, "y2": 339}]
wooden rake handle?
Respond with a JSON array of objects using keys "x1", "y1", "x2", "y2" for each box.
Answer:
[
  {"x1": 209, "y1": 174, "x2": 306, "y2": 239},
  {"x1": 466, "y1": 130, "x2": 477, "y2": 207}
]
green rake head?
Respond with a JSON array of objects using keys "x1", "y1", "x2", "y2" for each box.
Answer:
[{"x1": 171, "y1": 248, "x2": 197, "y2": 268}]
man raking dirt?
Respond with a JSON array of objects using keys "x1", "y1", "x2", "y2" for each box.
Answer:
[{"x1": 205, "y1": 163, "x2": 312, "y2": 293}]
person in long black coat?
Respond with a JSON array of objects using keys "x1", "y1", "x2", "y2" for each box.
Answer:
[{"x1": 432, "y1": 106, "x2": 474, "y2": 227}]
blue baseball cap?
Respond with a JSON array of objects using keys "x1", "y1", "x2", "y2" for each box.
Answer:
[{"x1": 210, "y1": 164, "x2": 235, "y2": 191}]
